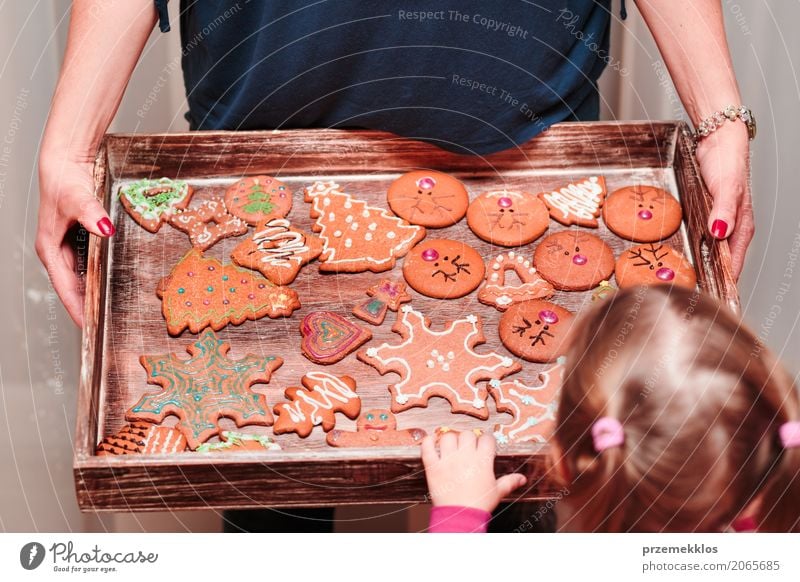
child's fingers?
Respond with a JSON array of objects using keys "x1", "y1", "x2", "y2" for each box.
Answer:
[
  {"x1": 420, "y1": 435, "x2": 438, "y2": 467},
  {"x1": 457, "y1": 428, "x2": 478, "y2": 450},
  {"x1": 439, "y1": 431, "x2": 458, "y2": 456},
  {"x1": 495, "y1": 473, "x2": 527, "y2": 499},
  {"x1": 477, "y1": 433, "x2": 497, "y2": 458}
]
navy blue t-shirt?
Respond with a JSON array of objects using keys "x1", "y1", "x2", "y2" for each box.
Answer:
[{"x1": 157, "y1": 1, "x2": 619, "y2": 154}]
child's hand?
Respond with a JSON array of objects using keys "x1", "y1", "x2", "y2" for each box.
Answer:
[{"x1": 421, "y1": 430, "x2": 527, "y2": 514}]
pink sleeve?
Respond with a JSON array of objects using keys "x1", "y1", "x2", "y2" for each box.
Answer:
[{"x1": 428, "y1": 506, "x2": 492, "y2": 533}]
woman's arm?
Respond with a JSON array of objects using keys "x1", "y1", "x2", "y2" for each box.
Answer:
[
  {"x1": 635, "y1": 0, "x2": 753, "y2": 278},
  {"x1": 37, "y1": 0, "x2": 157, "y2": 326}
]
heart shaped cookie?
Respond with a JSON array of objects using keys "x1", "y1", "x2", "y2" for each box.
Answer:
[{"x1": 300, "y1": 311, "x2": 372, "y2": 364}]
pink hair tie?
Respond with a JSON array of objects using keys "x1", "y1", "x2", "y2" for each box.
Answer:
[
  {"x1": 592, "y1": 417, "x2": 625, "y2": 452},
  {"x1": 779, "y1": 421, "x2": 800, "y2": 449}
]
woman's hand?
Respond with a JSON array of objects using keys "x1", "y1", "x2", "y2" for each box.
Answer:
[
  {"x1": 421, "y1": 430, "x2": 526, "y2": 513},
  {"x1": 36, "y1": 150, "x2": 114, "y2": 327},
  {"x1": 695, "y1": 121, "x2": 754, "y2": 279}
]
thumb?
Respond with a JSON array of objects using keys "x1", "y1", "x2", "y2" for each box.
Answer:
[
  {"x1": 706, "y1": 176, "x2": 744, "y2": 241},
  {"x1": 496, "y1": 473, "x2": 527, "y2": 499},
  {"x1": 76, "y1": 195, "x2": 115, "y2": 237}
]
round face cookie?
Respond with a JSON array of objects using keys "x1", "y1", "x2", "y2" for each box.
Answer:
[
  {"x1": 387, "y1": 170, "x2": 469, "y2": 227},
  {"x1": 615, "y1": 243, "x2": 697, "y2": 289},
  {"x1": 224, "y1": 175, "x2": 292, "y2": 225},
  {"x1": 499, "y1": 300, "x2": 574, "y2": 363},
  {"x1": 402, "y1": 239, "x2": 485, "y2": 299},
  {"x1": 466, "y1": 190, "x2": 549, "y2": 247},
  {"x1": 602, "y1": 185, "x2": 682, "y2": 242},
  {"x1": 533, "y1": 230, "x2": 615, "y2": 291}
]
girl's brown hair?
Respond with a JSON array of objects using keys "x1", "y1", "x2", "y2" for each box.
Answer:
[{"x1": 554, "y1": 286, "x2": 800, "y2": 532}]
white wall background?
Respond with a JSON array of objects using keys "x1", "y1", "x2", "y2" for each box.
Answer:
[{"x1": 1, "y1": 1, "x2": 798, "y2": 532}]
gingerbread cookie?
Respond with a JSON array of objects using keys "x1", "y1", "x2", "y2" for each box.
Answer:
[
  {"x1": 96, "y1": 422, "x2": 188, "y2": 456},
  {"x1": 326, "y1": 409, "x2": 426, "y2": 447},
  {"x1": 119, "y1": 178, "x2": 194, "y2": 233},
  {"x1": 386, "y1": 170, "x2": 469, "y2": 227},
  {"x1": 127, "y1": 329, "x2": 282, "y2": 450},
  {"x1": 358, "y1": 306, "x2": 521, "y2": 419},
  {"x1": 478, "y1": 251, "x2": 555, "y2": 311},
  {"x1": 402, "y1": 238, "x2": 485, "y2": 299},
  {"x1": 168, "y1": 195, "x2": 248, "y2": 250},
  {"x1": 196, "y1": 431, "x2": 282, "y2": 452},
  {"x1": 305, "y1": 181, "x2": 426, "y2": 273},
  {"x1": 538, "y1": 176, "x2": 606, "y2": 227},
  {"x1": 499, "y1": 300, "x2": 574, "y2": 363},
  {"x1": 533, "y1": 230, "x2": 614, "y2": 291},
  {"x1": 230, "y1": 218, "x2": 323, "y2": 285},
  {"x1": 158, "y1": 249, "x2": 301, "y2": 336},
  {"x1": 352, "y1": 279, "x2": 412, "y2": 326},
  {"x1": 615, "y1": 243, "x2": 697, "y2": 289},
  {"x1": 272, "y1": 372, "x2": 361, "y2": 438},
  {"x1": 466, "y1": 190, "x2": 549, "y2": 246},
  {"x1": 300, "y1": 311, "x2": 372, "y2": 364},
  {"x1": 490, "y1": 358, "x2": 564, "y2": 445},
  {"x1": 603, "y1": 185, "x2": 682, "y2": 242},
  {"x1": 224, "y1": 175, "x2": 293, "y2": 225}
]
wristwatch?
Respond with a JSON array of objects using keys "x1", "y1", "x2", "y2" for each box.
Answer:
[{"x1": 694, "y1": 105, "x2": 757, "y2": 142}]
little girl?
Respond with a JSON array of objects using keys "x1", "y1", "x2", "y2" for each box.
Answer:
[{"x1": 422, "y1": 285, "x2": 800, "y2": 532}]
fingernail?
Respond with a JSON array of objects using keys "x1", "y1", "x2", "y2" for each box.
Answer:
[
  {"x1": 711, "y1": 219, "x2": 728, "y2": 239},
  {"x1": 97, "y1": 217, "x2": 116, "y2": 236}
]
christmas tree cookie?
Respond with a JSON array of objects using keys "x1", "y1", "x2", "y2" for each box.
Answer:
[
  {"x1": 304, "y1": 181, "x2": 426, "y2": 273},
  {"x1": 158, "y1": 249, "x2": 301, "y2": 336}
]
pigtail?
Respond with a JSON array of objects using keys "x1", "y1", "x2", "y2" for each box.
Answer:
[{"x1": 755, "y1": 362, "x2": 800, "y2": 532}]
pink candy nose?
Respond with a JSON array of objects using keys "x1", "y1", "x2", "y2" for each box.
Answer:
[
  {"x1": 656, "y1": 267, "x2": 675, "y2": 281},
  {"x1": 417, "y1": 176, "x2": 436, "y2": 190},
  {"x1": 539, "y1": 310, "x2": 559, "y2": 324},
  {"x1": 572, "y1": 254, "x2": 588, "y2": 266},
  {"x1": 421, "y1": 248, "x2": 439, "y2": 261},
  {"x1": 638, "y1": 209, "x2": 653, "y2": 220},
  {"x1": 498, "y1": 197, "x2": 513, "y2": 208}
]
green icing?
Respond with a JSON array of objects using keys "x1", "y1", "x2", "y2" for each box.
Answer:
[
  {"x1": 121, "y1": 178, "x2": 189, "y2": 220},
  {"x1": 239, "y1": 183, "x2": 274, "y2": 216},
  {"x1": 196, "y1": 430, "x2": 281, "y2": 452}
]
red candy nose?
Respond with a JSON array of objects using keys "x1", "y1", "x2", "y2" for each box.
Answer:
[
  {"x1": 572, "y1": 254, "x2": 588, "y2": 266},
  {"x1": 498, "y1": 197, "x2": 513, "y2": 208},
  {"x1": 638, "y1": 209, "x2": 653, "y2": 220},
  {"x1": 539, "y1": 310, "x2": 559, "y2": 324},
  {"x1": 656, "y1": 267, "x2": 675, "y2": 281},
  {"x1": 417, "y1": 176, "x2": 436, "y2": 190},
  {"x1": 421, "y1": 248, "x2": 439, "y2": 261}
]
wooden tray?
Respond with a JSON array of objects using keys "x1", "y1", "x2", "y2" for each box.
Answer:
[{"x1": 75, "y1": 122, "x2": 738, "y2": 512}]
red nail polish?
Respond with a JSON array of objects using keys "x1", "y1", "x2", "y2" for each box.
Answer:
[
  {"x1": 711, "y1": 219, "x2": 728, "y2": 239},
  {"x1": 97, "y1": 217, "x2": 116, "y2": 236}
]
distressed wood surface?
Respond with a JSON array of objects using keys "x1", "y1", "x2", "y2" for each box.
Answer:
[{"x1": 75, "y1": 122, "x2": 738, "y2": 512}]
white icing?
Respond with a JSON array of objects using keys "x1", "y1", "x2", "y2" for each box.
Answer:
[
  {"x1": 542, "y1": 176, "x2": 604, "y2": 222},
  {"x1": 251, "y1": 218, "x2": 310, "y2": 267},
  {"x1": 386, "y1": 231, "x2": 396, "y2": 239},
  {"x1": 362, "y1": 307, "x2": 516, "y2": 411},
  {"x1": 365, "y1": 233, "x2": 373, "y2": 241},
  {"x1": 277, "y1": 371, "x2": 359, "y2": 426},
  {"x1": 344, "y1": 238, "x2": 353, "y2": 248},
  {"x1": 333, "y1": 230, "x2": 342, "y2": 238}
]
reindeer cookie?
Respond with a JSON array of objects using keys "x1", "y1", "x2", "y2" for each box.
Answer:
[
  {"x1": 466, "y1": 190, "x2": 549, "y2": 246},
  {"x1": 533, "y1": 230, "x2": 614, "y2": 291},
  {"x1": 499, "y1": 300, "x2": 574, "y2": 363},
  {"x1": 402, "y1": 238, "x2": 485, "y2": 299},
  {"x1": 387, "y1": 170, "x2": 469, "y2": 228},
  {"x1": 603, "y1": 185, "x2": 682, "y2": 242},
  {"x1": 615, "y1": 243, "x2": 697, "y2": 289}
]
